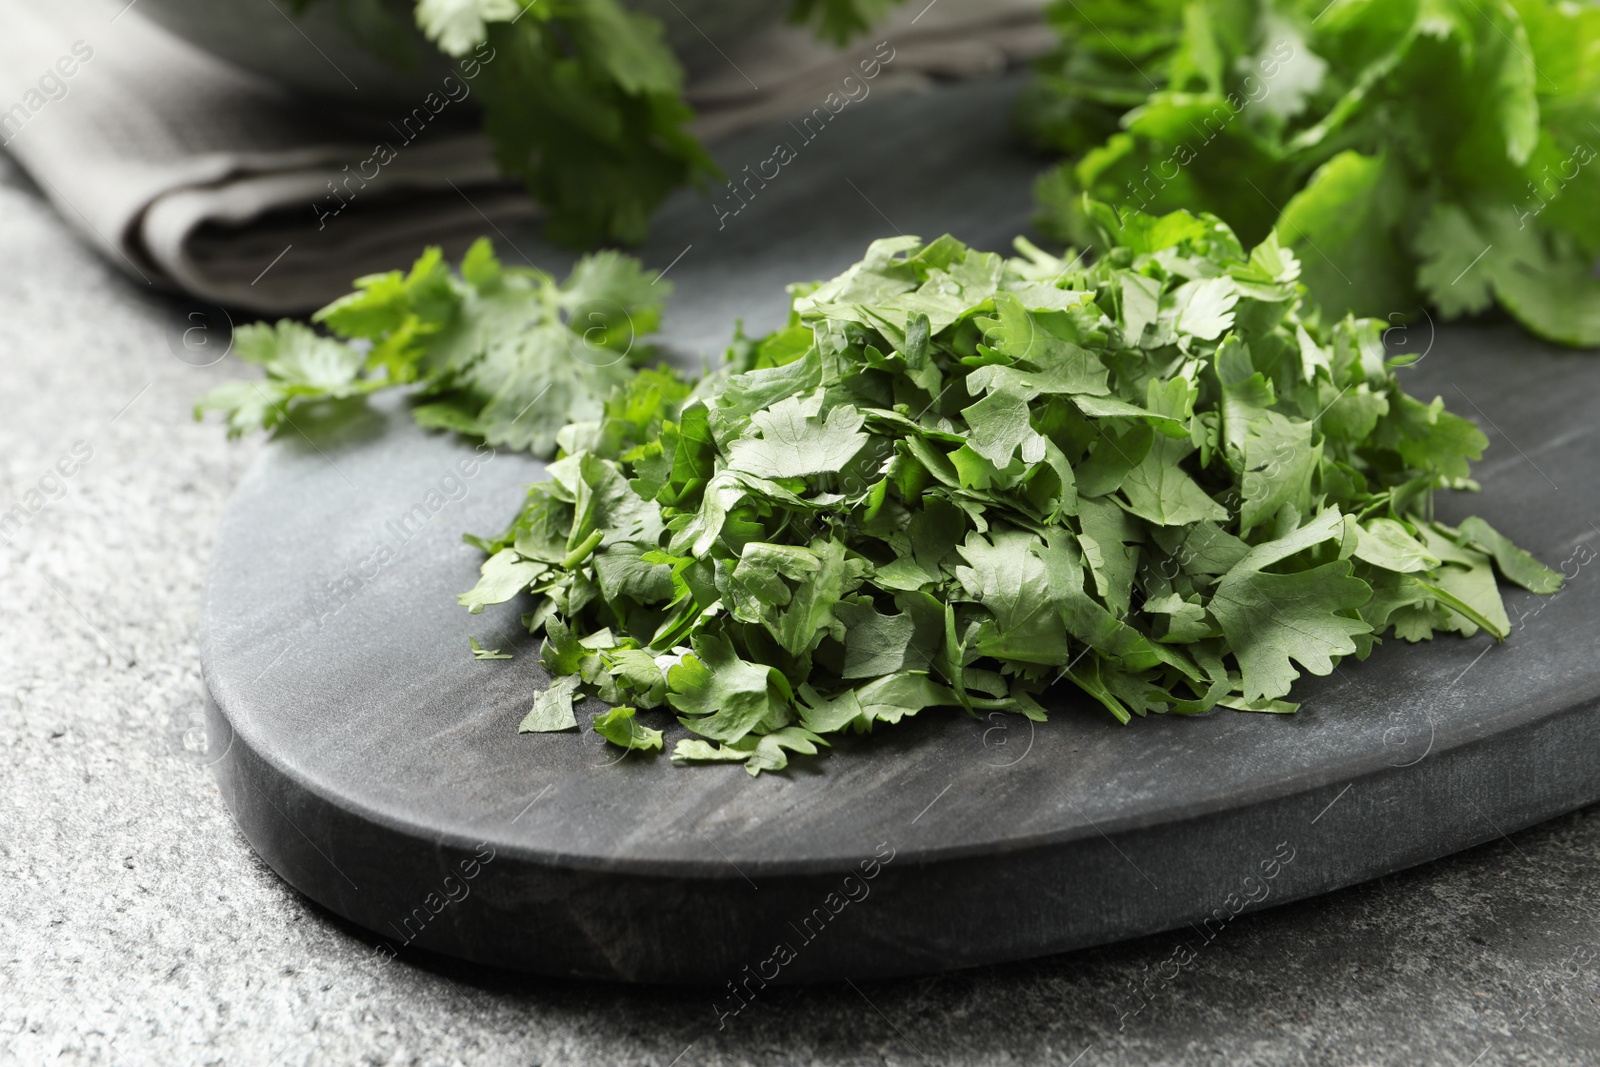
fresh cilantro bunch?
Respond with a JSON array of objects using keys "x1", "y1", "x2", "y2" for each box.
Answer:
[
  {"x1": 194, "y1": 239, "x2": 668, "y2": 457},
  {"x1": 291, "y1": 0, "x2": 906, "y2": 245},
  {"x1": 460, "y1": 198, "x2": 1560, "y2": 774},
  {"x1": 1019, "y1": 0, "x2": 1600, "y2": 347}
]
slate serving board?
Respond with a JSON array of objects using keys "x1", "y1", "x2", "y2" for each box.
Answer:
[{"x1": 198, "y1": 76, "x2": 1600, "y2": 984}]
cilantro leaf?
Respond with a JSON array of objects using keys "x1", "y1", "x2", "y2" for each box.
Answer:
[
  {"x1": 470, "y1": 637, "x2": 514, "y2": 660},
  {"x1": 673, "y1": 727, "x2": 827, "y2": 776},
  {"x1": 193, "y1": 321, "x2": 375, "y2": 437},
  {"x1": 521, "y1": 674, "x2": 581, "y2": 732},
  {"x1": 1454, "y1": 517, "x2": 1563, "y2": 596},
  {"x1": 666, "y1": 634, "x2": 795, "y2": 745},
  {"x1": 788, "y1": 0, "x2": 906, "y2": 45},
  {"x1": 414, "y1": 0, "x2": 520, "y2": 56},
  {"x1": 726, "y1": 393, "x2": 872, "y2": 480},
  {"x1": 592, "y1": 706, "x2": 664, "y2": 752},
  {"x1": 1211, "y1": 559, "x2": 1372, "y2": 704},
  {"x1": 1119, "y1": 444, "x2": 1228, "y2": 527}
]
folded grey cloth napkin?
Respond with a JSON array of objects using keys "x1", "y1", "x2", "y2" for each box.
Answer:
[{"x1": 0, "y1": 0, "x2": 1050, "y2": 313}]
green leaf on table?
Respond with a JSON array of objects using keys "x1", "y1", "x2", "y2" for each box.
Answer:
[
  {"x1": 459, "y1": 549, "x2": 542, "y2": 614},
  {"x1": 470, "y1": 636, "x2": 514, "y2": 660},
  {"x1": 521, "y1": 674, "x2": 581, "y2": 732},
  {"x1": 1455, "y1": 517, "x2": 1563, "y2": 595},
  {"x1": 592, "y1": 705, "x2": 664, "y2": 752}
]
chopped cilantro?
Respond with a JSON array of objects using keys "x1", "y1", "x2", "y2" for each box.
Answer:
[{"x1": 461, "y1": 199, "x2": 1560, "y2": 773}]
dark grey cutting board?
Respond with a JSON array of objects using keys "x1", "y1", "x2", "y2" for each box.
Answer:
[{"x1": 197, "y1": 75, "x2": 1600, "y2": 984}]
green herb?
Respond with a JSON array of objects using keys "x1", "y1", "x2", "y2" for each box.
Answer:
[
  {"x1": 292, "y1": 0, "x2": 906, "y2": 246},
  {"x1": 470, "y1": 636, "x2": 514, "y2": 659},
  {"x1": 591, "y1": 705, "x2": 666, "y2": 752},
  {"x1": 790, "y1": 0, "x2": 908, "y2": 44},
  {"x1": 1019, "y1": 0, "x2": 1600, "y2": 347},
  {"x1": 460, "y1": 198, "x2": 1559, "y2": 774},
  {"x1": 194, "y1": 239, "x2": 668, "y2": 458}
]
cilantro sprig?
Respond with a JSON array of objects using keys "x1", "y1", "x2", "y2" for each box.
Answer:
[
  {"x1": 460, "y1": 199, "x2": 1560, "y2": 774},
  {"x1": 194, "y1": 239, "x2": 669, "y2": 457},
  {"x1": 1019, "y1": 0, "x2": 1600, "y2": 347},
  {"x1": 291, "y1": 0, "x2": 906, "y2": 246}
]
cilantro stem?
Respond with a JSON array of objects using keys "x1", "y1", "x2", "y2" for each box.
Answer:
[{"x1": 563, "y1": 530, "x2": 605, "y2": 569}]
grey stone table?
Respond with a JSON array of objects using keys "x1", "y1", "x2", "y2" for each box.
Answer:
[{"x1": 4, "y1": 80, "x2": 1600, "y2": 1066}]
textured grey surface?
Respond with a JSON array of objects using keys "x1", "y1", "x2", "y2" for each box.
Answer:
[{"x1": 4, "y1": 98, "x2": 1600, "y2": 1067}]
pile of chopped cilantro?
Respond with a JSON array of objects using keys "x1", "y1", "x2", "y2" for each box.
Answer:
[
  {"x1": 195, "y1": 240, "x2": 668, "y2": 457},
  {"x1": 289, "y1": 0, "x2": 906, "y2": 246},
  {"x1": 456, "y1": 199, "x2": 1560, "y2": 774},
  {"x1": 1019, "y1": 0, "x2": 1600, "y2": 347}
]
